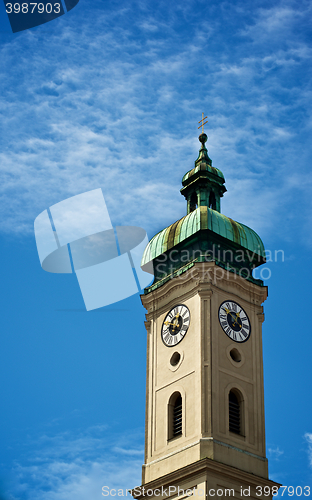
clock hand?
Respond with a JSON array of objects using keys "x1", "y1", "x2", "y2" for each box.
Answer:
[
  {"x1": 164, "y1": 315, "x2": 181, "y2": 330},
  {"x1": 232, "y1": 311, "x2": 241, "y2": 326},
  {"x1": 224, "y1": 308, "x2": 241, "y2": 326},
  {"x1": 172, "y1": 315, "x2": 181, "y2": 330},
  {"x1": 226, "y1": 310, "x2": 237, "y2": 322}
]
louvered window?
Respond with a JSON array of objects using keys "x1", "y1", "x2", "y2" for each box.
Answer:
[
  {"x1": 190, "y1": 192, "x2": 198, "y2": 212},
  {"x1": 173, "y1": 395, "x2": 182, "y2": 437},
  {"x1": 209, "y1": 190, "x2": 216, "y2": 210},
  {"x1": 229, "y1": 390, "x2": 240, "y2": 434}
]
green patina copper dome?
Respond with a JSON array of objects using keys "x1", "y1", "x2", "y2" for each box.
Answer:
[
  {"x1": 142, "y1": 206, "x2": 265, "y2": 266},
  {"x1": 182, "y1": 163, "x2": 225, "y2": 183},
  {"x1": 142, "y1": 130, "x2": 266, "y2": 291}
]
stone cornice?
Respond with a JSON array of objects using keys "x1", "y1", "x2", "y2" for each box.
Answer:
[
  {"x1": 141, "y1": 262, "x2": 267, "y2": 316},
  {"x1": 133, "y1": 458, "x2": 280, "y2": 498}
]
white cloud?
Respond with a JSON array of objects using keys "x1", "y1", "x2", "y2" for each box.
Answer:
[
  {"x1": 7, "y1": 426, "x2": 143, "y2": 500},
  {"x1": 112, "y1": 447, "x2": 144, "y2": 456},
  {"x1": 268, "y1": 446, "x2": 284, "y2": 460},
  {"x1": 240, "y1": 4, "x2": 307, "y2": 41},
  {"x1": 304, "y1": 433, "x2": 312, "y2": 468},
  {"x1": 0, "y1": 0, "x2": 311, "y2": 249}
]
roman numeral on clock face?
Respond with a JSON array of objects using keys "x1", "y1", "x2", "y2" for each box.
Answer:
[{"x1": 163, "y1": 334, "x2": 170, "y2": 343}]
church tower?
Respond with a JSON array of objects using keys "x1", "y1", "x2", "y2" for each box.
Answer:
[{"x1": 134, "y1": 125, "x2": 280, "y2": 500}]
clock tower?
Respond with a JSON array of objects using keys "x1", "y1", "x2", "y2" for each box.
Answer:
[{"x1": 134, "y1": 129, "x2": 280, "y2": 500}]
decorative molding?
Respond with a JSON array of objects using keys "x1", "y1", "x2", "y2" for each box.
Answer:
[
  {"x1": 134, "y1": 456, "x2": 280, "y2": 498},
  {"x1": 200, "y1": 438, "x2": 267, "y2": 462},
  {"x1": 219, "y1": 366, "x2": 253, "y2": 383},
  {"x1": 143, "y1": 439, "x2": 200, "y2": 468},
  {"x1": 155, "y1": 370, "x2": 195, "y2": 392},
  {"x1": 145, "y1": 320, "x2": 152, "y2": 333},
  {"x1": 141, "y1": 262, "x2": 267, "y2": 316}
]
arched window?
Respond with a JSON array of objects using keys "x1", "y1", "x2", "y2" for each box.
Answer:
[
  {"x1": 229, "y1": 389, "x2": 243, "y2": 435},
  {"x1": 190, "y1": 192, "x2": 198, "y2": 212},
  {"x1": 209, "y1": 190, "x2": 216, "y2": 210},
  {"x1": 168, "y1": 392, "x2": 182, "y2": 440}
]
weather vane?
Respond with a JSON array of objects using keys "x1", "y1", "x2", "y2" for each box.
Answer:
[{"x1": 198, "y1": 113, "x2": 208, "y2": 133}]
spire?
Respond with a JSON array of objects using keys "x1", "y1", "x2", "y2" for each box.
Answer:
[
  {"x1": 197, "y1": 114, "x2": 212, "y2": 163},
  {"x1": 196, "y1": 132, "x2": 212, "y2": 166},
  {"x1": 181, "y1": 118, "x2": 226, "y2": 214}
]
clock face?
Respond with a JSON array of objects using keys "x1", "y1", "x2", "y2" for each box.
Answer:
[
  {"x1": 218, "y1": 300, "x2": 251, "y2": 343},
  {"x1": 161, "y1": 305, "x2": 190, "y2": 347}
]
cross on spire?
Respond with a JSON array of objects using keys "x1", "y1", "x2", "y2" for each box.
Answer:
[{"x1": 198, "y1": 113, "x2": 208, "y2": 134}]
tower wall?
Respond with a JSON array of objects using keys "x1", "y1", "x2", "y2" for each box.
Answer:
[{"x1": 141, "y1": 263, "x2": 269, "y2": 484}]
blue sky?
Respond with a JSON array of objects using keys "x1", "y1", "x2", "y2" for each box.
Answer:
[{"x1": 1, "y1": 0, "x2": 312, "y2": 498}]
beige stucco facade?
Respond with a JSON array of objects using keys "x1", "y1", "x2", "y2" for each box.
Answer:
[{"x1": 140, "y1": 262, "x2": 272, "y2": 487}]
